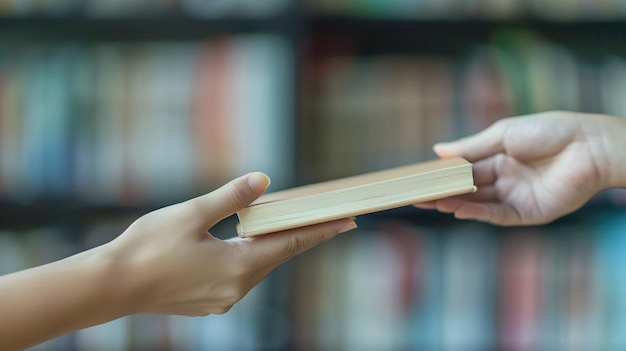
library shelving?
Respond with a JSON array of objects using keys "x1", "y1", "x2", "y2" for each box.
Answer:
[{"x1": 1, "y1": 2, "x2": 626, "y2": 350}]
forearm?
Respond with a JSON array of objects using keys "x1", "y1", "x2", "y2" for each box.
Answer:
[{"x1": 0, "y1": 245, "x2": 132, "y2": 350}]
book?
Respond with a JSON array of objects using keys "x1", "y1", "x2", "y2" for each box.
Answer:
[{"x1": 236, "y1": 157, "x2": 475, "y2": 237}]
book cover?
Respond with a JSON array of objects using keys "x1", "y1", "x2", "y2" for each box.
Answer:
[{"x1": 236, "y1": 157, "x2": 475, "y2": 237}]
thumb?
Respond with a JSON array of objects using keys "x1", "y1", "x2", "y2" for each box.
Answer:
[
  {"x1": 434, "y1": 119, "x2": 508, "y2": 162},
  {"x1": 185, "y1": 172, "x2": 270, "y2": 228}
]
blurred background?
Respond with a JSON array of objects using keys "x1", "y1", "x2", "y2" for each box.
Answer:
[{"x1": 1, "y1": 0, "x2": 626, "y2": 350}]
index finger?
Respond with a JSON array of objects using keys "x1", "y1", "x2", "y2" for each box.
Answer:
[
  {"x1": 233, "y1": 219, "x2": 357, "y2": 267},
  {"x1": 434, "y1": 118, "x2": 509, "y2": 162}
]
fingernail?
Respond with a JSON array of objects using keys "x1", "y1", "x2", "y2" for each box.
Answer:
[
  {"x1": 338, "y1": 220, "x2": 358, "y2": 234},
  {"x1": 455, "y1": 213, "x2": 472, "y2": 220},
  {"x1": 248, "y1": 172, "x2": 270, "y2": 192}
]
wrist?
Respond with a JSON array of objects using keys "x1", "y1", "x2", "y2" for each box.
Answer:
[
  {"x1": 582, "y1": 114, "x2": 626, "y2": 189},
  {"x1": 599, "y1": 116, "x2": 626, "y2": 188},
  {"x1": 100, "y1": 237, "x2": 168, "y2": 316},
  {"x1": 85, "y1": 243, "x2": 143, "y2": 318}
]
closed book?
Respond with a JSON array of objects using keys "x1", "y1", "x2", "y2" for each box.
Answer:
[{"x1": 237, "y1": 157, "x2": 475, "y2": 237}]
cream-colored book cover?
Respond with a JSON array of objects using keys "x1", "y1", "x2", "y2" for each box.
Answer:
[{"x1": 237, "y1": 157, "x2": 475, "y2": 237}]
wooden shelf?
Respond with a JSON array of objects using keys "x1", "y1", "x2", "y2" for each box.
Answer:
[
  {"x1": 301, "y1": 16, "x2": 626, "y2": 56},
  {"x1": 0, "y1": 200, "x2": 150, "y2": 230},
  {"x1": 1, "y1": 197, "x2": 621, "y2": 231},
  {"x1": 0, "y1": 15, "x2": 295, "y2": 42}
]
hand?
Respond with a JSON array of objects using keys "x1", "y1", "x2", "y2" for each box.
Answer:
[
  {"x1": 105, "y1": 172, "x2": 357, "y2": 316},
  {"x1": 415, "y1": 111, "x2": 626, "y2": 226},
  {"x1": 0, "y1": 172, "x2": 356, "y2": 351}
]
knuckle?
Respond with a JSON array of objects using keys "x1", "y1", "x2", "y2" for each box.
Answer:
[
  {"x1": 170, "y1": 201, "x2": 205, "y2": 229},
  {"x1": 493, "y1": 118, "x2": 508, "y2": 130},
  {"x1": 227, "y1": 285, "x2": 247, "y2": 303},
  {"x1": 180, "y1": 200, "x2": 205, "y2": 222},
  {"x1": 193, "y1": 310, "x2": 211, "y2": 317},
  {"x1": 189, "y1": 300, "x2": 237, "y2": 316},
  {"x1": 126, "y1": 209, "x2": 160, "y2": 233},
  {"x1": 213, "y1": 304, "x2": 234, "y2": 315},
  {"x1": 218, "y1": 283, "x2": 248, "y2": 308},
  {"x1": 284, "y1": 236, "x2": 307, "y2": 261},
  {"x1": 224, "y1": 182, "x2": 250, "y2": 211},
  {"x1": 213, "y1": 292, "x2": 244, "y2": 315}
]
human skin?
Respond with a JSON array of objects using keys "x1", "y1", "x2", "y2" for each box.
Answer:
[
  {"x1": 0, "y1": 172, "x2": 357, "y2": 351},
  {"x1": 415, "y1": 111, "x2": 626, "y2": 226}
]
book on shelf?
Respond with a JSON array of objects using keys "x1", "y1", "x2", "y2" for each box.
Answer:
[
  {"x1": 0, "y1": 36, "x2": 292, "y2": 203},
  {"x1": 300, "y1": 55, "x2": 456, "y2": 182},
  {"x1": 236, "y1": 157, "x2": 475, "y2": 237}
]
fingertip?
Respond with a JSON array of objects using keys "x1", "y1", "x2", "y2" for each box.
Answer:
[
  {"x1": 433, "y1": 142, "x2": 460, "y2": 158},
  {"x1": 337, "y1": 219, "x2": 358, "y2": 234},
  {"x1": 413, "y1": 201, "x2": 436, "y2": 209},
  {"x1": 247, "y1": 172, "x2": 271, "y2": 193},
  {"x1": 454, "y1": 212, "x2": 474, "y2": 220},
  {"x1": 433, "y1": 142, "x2": 446, "y2": 151},
  {"x1": 433, "y1": 142, "x2": 445, "y2": 155}
]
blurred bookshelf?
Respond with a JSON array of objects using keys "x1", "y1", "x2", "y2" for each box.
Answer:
[{"x1": 2, "y1": 1, "x2": 626, "y2": 350}]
